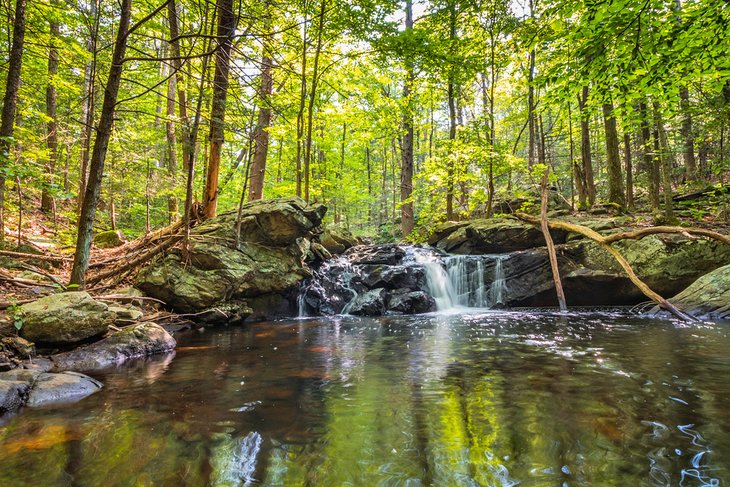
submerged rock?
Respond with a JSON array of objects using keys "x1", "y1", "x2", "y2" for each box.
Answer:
[
  {"x1": 19, "y1": 292, "x2": 114, "y2": 344},
  {"x1": 136, "y1": 197, "x2": 326, "y2": 316},
  {"x1": 650, "y1": 264, "x2": 730, "y2": 320},
  {"x1": 51, "y1": 322, "x2": 176, "y2": 371},
  {"x1": 0, "y1": 369, "x2": 101, "y2": 413}
]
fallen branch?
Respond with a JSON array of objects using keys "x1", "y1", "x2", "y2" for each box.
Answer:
[
  {"x1": 539, "y1": 167, "x2": 567, "y2": 311},
  {"x1": 85, "y1": 235, "x2": 182, "y2": 286},
  {"x1": 17, "y1": 263, "x2": 66, "y2": 290},
  {"x1": 0, "y1": 298, "x2": 38, "y2": 309},
  {"x1": 0, "y1": 250, "x2": 72, "y2": 263},
  {"x1": 602, "y1": 226, "x2": 730, "y2": 245},
  {"x1": 95, "y1": 295, "x2": 167, "y2": 305},
  {"x1": 516, "y1": 212, "x2": 701, "y2": 322}
]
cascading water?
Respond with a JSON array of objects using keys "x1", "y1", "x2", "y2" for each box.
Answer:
[
  {"x1": 298, "y1": 245, "x2": 511, "y2": 316},
  {"x1": 404, "y1": 247, "x2": 457, "y2": 311},
  {"x1": 444, "y1": 254, "x2": 508, "y2": 308}
]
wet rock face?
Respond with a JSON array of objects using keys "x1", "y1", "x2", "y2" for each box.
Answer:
[
  {"x1": 19, "y1": 292, "x2": 114, "y2": 345},
  {"x1": 136, "y1": 197, "x2": 326, "y2": 316},
  {"x1": 300, "y1": 245, "x2": 437, "y2": 316}
]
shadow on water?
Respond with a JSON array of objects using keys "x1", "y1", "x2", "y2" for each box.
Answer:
[{"x1": 1, "y1": 310, "x2": 729, "y2": 486}]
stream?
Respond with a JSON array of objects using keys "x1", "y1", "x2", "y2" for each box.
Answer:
[{"x1": 1, "y1": 310, "x2": 729, "y2": 486}]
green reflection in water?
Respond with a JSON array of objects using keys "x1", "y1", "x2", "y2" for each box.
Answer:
[{"x1": 0, "y1": 312, "x2": 729, "y2": 486}]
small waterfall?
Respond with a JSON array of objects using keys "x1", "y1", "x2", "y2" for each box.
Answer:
[
  {"x1": 404, "y1": 247, "x2": 458, "y2": 311},
  {"x1": 488, "y1": 255, "x2": 506, "y2": 307},
  {"x1": 298, "y1": 256, "x2": 362, "y2": 316},
  {"x1": 445, "y1": 254, "x2": 508, "y2": 308}
]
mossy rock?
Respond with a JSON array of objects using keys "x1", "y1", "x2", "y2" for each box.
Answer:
[{"x1": 93, "y1": 230, "x2": 126, "y2": 249}]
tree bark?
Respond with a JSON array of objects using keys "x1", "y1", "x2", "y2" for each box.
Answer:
[
  {"x1": 70, "y1": 0, "x2": 132, "y2": 286},
  {"x1": 540, "y1": 167, "x2": 567, "y2": 311},
  {"x1": 41, "y1": 16, "x2": 60, "y2": 213},
  {"x1": 248, "y1": 0, "x2": 273, "y2": 201},
  {"x1": 577, "y1": 86, "x2": 594, "y2": 207},
  {"x1": 602, "y1": 102, "x2": 625, "y2": 209},
  {"x1": 445, "y1": 2, "x2": 457, "y2": 221},
  {"x1": 202, "y1": 0, "x2": 236, "y2": 218},
  {"x1": 400, "y1": 0, "x2": 415, "y2": 236},
  {"x1": 639, "y1": 101, "x2": 660, "y2": 211},
  {"x1": 653, "y1": 103, "x2": 674, "y2": 221},
  {"x1": 78, "y1": 0, "x2": 98, "y2": 211},
  {"x1": 623, "y1": 131, "x2": 634, "y2": 210},
  {"x1": 303, "y1": 0, "x2": 327, "y2": 203},
  {"x1": 0, "y1": 0, "x2": 27, "y2": 241},
  {"x1": 165, "y1": 57, "x2": 178, "y2": 223}
]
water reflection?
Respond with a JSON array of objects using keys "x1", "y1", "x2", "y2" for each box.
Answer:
[{"x1": 1, "y1": 311, "x2": 729, "y2": 486}]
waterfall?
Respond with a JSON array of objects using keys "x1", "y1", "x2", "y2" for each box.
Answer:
[
  {"x1": 444, "y1": 254, "x2": 508, "y2": 308},
  {"x1": 404, "y1": 247, "x2": 458, "y2": 311}
]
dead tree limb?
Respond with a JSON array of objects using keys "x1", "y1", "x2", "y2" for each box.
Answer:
[
  {"x1": 602, "y1": 226, "x2": 730, "y2": 245},
  {"x1": 540, "y1": 168, "x2": 567, "y2": 311},
  {"x1": 516, "y1": 212, "x2": 703, "y2": 321},
  {"x1": 85, "y1": 235, "x2": 181, "y2": 286},
  {"x1": 0, "y1": 250, "x2": 72, "y2": 263}
]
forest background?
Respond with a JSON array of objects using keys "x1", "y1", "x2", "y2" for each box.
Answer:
[{"x1": 0, "y1": 0, "x2": 728, "y2": 285}]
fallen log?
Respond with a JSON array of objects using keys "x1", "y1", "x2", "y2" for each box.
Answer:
[
  {"x1": 539, "y1": 167, "x2": 567, "y2": 312},
  {"x1": 0, "y1": 250, "x2": 72, "y2": 263},
  {"x1": 515, "y1": 213, "x2": 713, "y2": 322}
]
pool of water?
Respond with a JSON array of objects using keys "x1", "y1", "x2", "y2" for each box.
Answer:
[{"x1": 1, "y1": 310, "x2": 729, "y2": 486}]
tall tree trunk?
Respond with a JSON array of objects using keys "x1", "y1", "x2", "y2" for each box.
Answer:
[
  {"x1": 602, "y1": 103, "x2": 625, "y2": 209},
  {"x1": 673, "y1": 0, "x2": 697, "y2": 180},
  {"x1": 445, "y1": 2, "x2": 457, "y2": 221},
  {"x1": 165, "y1": 57, "x2": 178, "y2": 223},
  {"x1": 0, "y1": 0, "x2": 27, "y2": 241},
  {"x1": 248, "y1": 0, "x2": 273, "y2": 201},
  {"x1": 400, "y1": 0, "x2": 415, "y2": 236},
  {"x1": 653, "y1": 104, "x2": 674, "y2": 221},
  {"x1": 569, "y1": 104, "x2": 585, "y2": 209},
  {"x1": 527, "y1": 0, "x2": 537, "y2": 170},
  {"x1": 577, "y1": 86, "x2": 594, "y2": 207},
  {"x1": 78, "y1": 0, "x2": 98, "y2": 211},
  {"x1": 295, "y1": 16, "x2": 308, "y2": 198},
  {"x1": 202, "y1": 0, "x2": 236, "y2": 218},
  {"x1": 623, "y1": 131, "x2": 634, "y2": 210},
  {"x1": 41, "y1": 16, "x2": 60, "y2": 213},
  {"x1": 639, "y1": 101, "x2": 660, "y2": 211},
  {"x1": 303, "y1": 0, "x2": 327, "y2": 203},
  {"x1": 69, "y1": 0, "x2": 132, "y2": 286}
]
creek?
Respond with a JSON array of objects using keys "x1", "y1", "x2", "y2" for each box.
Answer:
[{"x1": 0, "y1": 310, "x2": 729, "y2": 485}]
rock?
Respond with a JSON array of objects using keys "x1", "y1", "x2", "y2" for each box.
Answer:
[
  {"x1": 25, "y1": 371, "x2": 102, "y2": 407},
  {"x1": 319, "y1": 227, "x2": 360, "y2": 255},
  {"x1": 346, "y1": 244, "x2": 406, "y2": 265},
  {"x1": 0, "y1": 369, "x2": 102, "y2": 412},
  {"x1": 93, "y1": 229, "x2": 126, "y2": 248},
  {"x1": 486, "y1": 188, "x2": 570, "y2": 216},
  {"x1": 347, "y1": 288, "x2": 387, "y2": 316},
  {"x1": 108, "y1": 305, "x2": 144, "y2": 322},
  {"x1": 0, "y1": 379, "x2": 30, "y2": 413},
  {"x1": 387, "y1": 291, "x2": 436, "y2": 314},
  {"x1": 19, "y1": 292, "x2": 114, "y2": 344},
  {"x1": 136, "y1": 197, "x2": 326, "y2": 316},
  {"x1": 651, "y1": 264, "x2": 730, "y2": 320},
  {"x1": 428, "y1": 217, "x2": 567, "y2": 254},
  {"x1": 360, "y1": 265, "x2": 425, "y2": 290},
  {"x1": 51, "y1": 322, "x2": 176, "y2": 371}
]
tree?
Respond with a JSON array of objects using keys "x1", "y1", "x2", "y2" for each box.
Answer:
[
  {"x1": 202, "y1": 0, "x2": 236, "y2": 218},
  {"x1": 70, "y1": 0, "x2": 132, "y2": 286},
  {"x1": 0, "y1": 0, "x2": 27, "y2": 241},
  {"x1": 400, "y1": 0, "x2": 415, "y2": 236},
  {"x1": 41, "y1": 10, "x2": 60, "y2": 213}
]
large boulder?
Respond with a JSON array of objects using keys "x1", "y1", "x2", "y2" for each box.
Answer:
[
  {"x1": 136, "y1": 197, "x2": 326, "y2": 316},
  {"x1": 428, "y1": 217, "x2": 568, "y2": 254},
  {"x1": 387, "y1": 291, "x2": 436, "y2": 314},
  {"x1": 51, "y1": 322, "x2": 176, "y2": 371},
  {"x1": 650, "y1": 264, "x2": 730, "y2": 320},
  {"x1": 19, "y1": 292, "x2": 114, "y2": 344}
]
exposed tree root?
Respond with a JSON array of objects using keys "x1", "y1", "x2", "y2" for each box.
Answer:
[{"x1": 515, "y1": 212, "x2": 724, "y2": 321}]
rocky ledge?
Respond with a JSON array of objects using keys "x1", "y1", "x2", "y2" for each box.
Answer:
[{"x1": 136, "y1": 197, "x2": 328, "y2": 319}]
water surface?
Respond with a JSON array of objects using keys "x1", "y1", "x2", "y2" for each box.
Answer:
[{"x1": 1, "y1": 310, "x2": 729, "y2": 486}]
